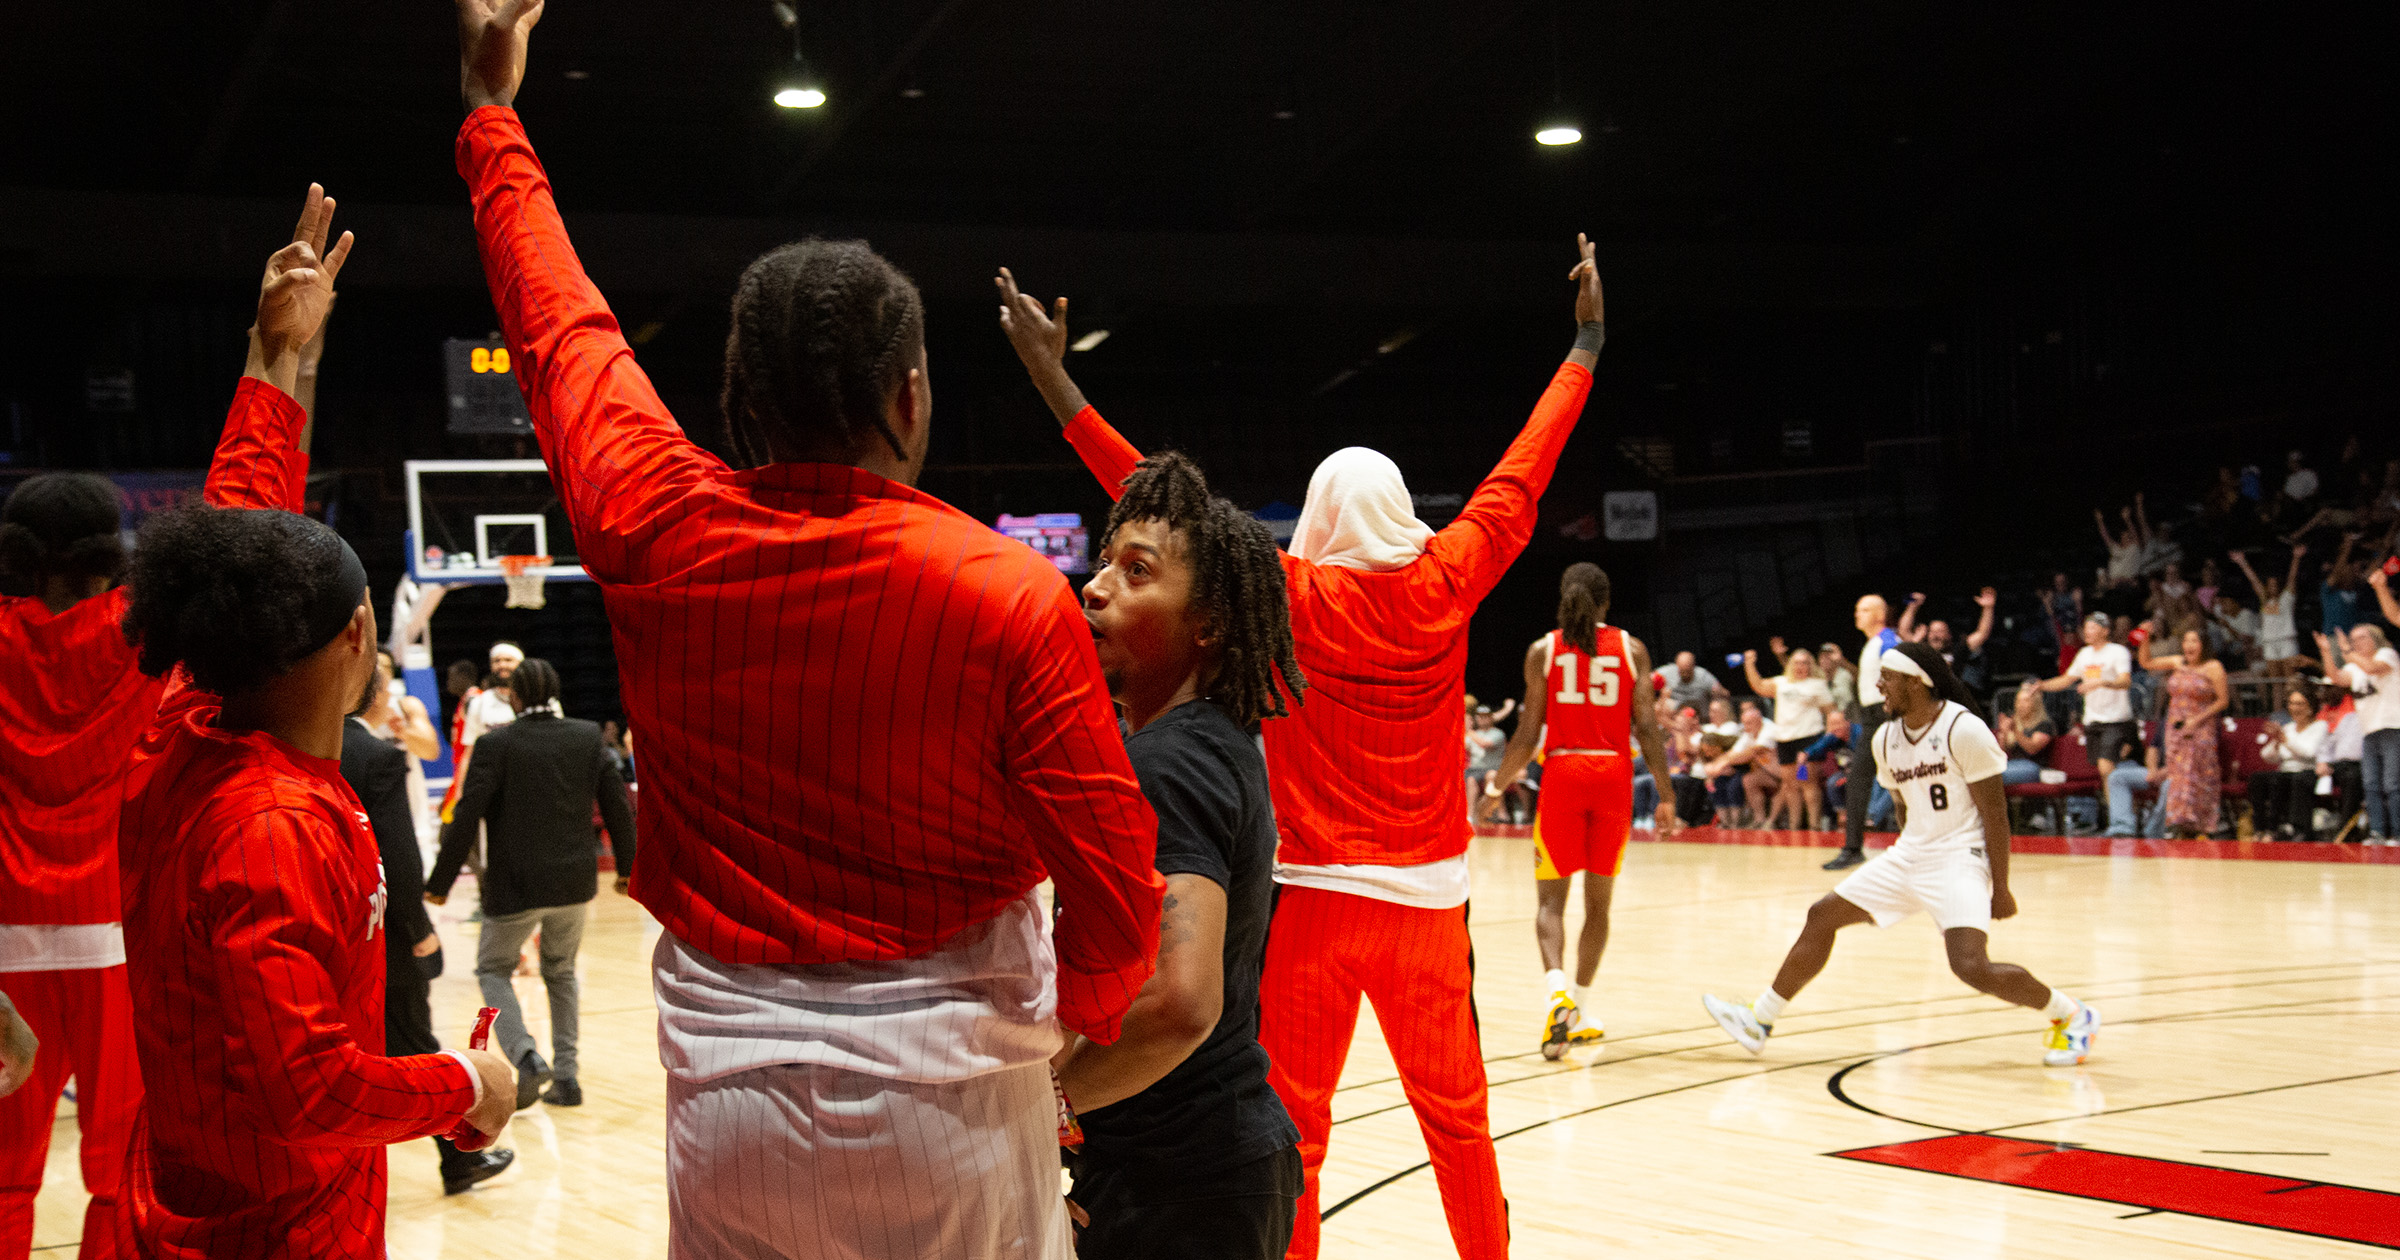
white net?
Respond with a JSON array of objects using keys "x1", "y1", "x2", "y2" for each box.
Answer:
[{"x1": 498, "y1": 556, "x2": 551, "y2": 610}]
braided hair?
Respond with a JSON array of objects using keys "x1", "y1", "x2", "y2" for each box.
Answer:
[
  {"x1": 507, "y1": 657, "x2": 563, "y2": 715},
  {"x1": 719, "y1": 238, "x2": 925, "y2": 469},
  {"x1": 1556, "y1": 562, "x2": 1611, "y2": 655},
  {"x1": 0, "y1": 473, "x2": 126, "y2": 587},
  {"x1": 1102, "y1": 452, "x2": 1306, "y2": 730},
  {"x1": 1887, "y1": 640, "x2": 1985, "y2": 723}
]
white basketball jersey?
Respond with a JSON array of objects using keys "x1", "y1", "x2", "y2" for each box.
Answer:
[{"x1": 1875, "y1": 702, "x2": 2007, "y2": 857}]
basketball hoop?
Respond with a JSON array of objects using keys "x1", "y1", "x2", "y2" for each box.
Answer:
[{"x1": 497, "y1": 555, "x2": 552, "y2": 609}]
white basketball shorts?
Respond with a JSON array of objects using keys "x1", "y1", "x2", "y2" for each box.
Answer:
[{"x1": 1833, "y1": 844, "x2": 1992, "y2": 932}]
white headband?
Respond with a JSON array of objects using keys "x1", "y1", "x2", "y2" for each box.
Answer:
[{"x1": 1878, "y1": 650, "x2": 1931, "y2": 685}]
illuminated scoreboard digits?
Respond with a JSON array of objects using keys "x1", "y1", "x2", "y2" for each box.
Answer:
[
  {"x1": 444, "y1": 337, "x2": 535, "y2": 435},
  {"x1": 996, "y1": 513, "x2": 1090, "y2": 575}
]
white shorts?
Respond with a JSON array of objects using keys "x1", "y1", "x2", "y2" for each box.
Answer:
[{"x1": 1833, "y1": 845, "x2": 1992, "y2": 932}]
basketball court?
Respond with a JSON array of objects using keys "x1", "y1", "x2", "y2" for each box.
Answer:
[{"x1": 31, "y1": 828, "x2": 2396, "y2": 1257}]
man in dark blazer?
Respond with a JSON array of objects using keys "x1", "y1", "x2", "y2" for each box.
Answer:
[
  {"x1": 426, "y1": 659, "x2": 634, "y2": 1110},
  {"x1": 341, "y1": 686, "x2": 516, "y2": 1194}
]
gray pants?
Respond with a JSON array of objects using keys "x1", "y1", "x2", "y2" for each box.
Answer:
[
  {"x1": 665, "y1": 1060, "x2": 1070, "y2": 1260},
  {"x1": 476, "y1": 901, "x2": 587, "y2": 1079}
]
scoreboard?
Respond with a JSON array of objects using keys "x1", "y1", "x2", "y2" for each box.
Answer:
[{"x1": 444, "y1": 337, "x2": 534, "y2": 435}]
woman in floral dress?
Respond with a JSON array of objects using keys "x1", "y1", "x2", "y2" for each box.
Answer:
[{"x1": 2140, "y1": 626, "x2": 2230, "y2": 836}]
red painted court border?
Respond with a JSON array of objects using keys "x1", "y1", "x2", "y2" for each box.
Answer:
[
  {"x1": 1469, "y1": 822, "x2": 2400, "y2": 864},
  {"x1": 1832, "y1": 1133, "x2": 2400, "y2": 1250}
]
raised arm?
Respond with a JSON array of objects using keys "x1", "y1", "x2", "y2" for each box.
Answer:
[
  {"x1": 2314, "y1": 631, "x2": 2345, "y2": 680},
  {"x1": 1478, "y1": 636, "x2": 1552, "y2": 822},
  {"x1": 2284, "y1": 544, "x2": 2307, "y2": 598},
  {"x1": 1741, "y1": 650, "x2": 1777, "y2": 698},
  {"x1": 2369, "y1": 567, "x2": 2400, "y2": 627},
  {"x1": 1426, "y1": 236, "x2": 1603, "y2": 603},
  {"x1": 1897, "y1": 592, "x2": 1926, "y2": 639},
  {"x1": 206, "y1": 185, "x2": 355, "y2": 513},
  {"x1": 455, "y1": 0, "x2": 724, "y2": 584},
  {"x1": 1967, "y1": 587, "x2": 1997, "y2": 652},
  {"x1": 994, "y1": 267, "x2": 1141, "y2": 499}
]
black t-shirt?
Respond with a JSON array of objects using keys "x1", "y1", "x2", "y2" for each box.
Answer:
[{"x1": 1077, "y1": 699, "x2": 1299, "y2": 1186}]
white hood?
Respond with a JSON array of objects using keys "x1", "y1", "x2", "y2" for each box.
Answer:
[{"x1": 1287, "y1": 447, "x2": 1435, "y2": 572}]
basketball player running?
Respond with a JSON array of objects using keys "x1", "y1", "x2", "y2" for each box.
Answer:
[
  {"x1": 113, "y1": 186, "x2": 518, "y2": 1256},
  {"x1": 1061, "y1": 453, "x2": 1308, "y2": 1259},
  {"x1": 1702, "y1": 642, "x2": 2100, "y2": 1067},
  {"x1": 454, "y1": 8, "x2": 1165, "y2": 1255},
  {"x1": 1475, "y1": 564, "x2": 1675, "y2": 1058},
  {"x1": 998, "y1": 240, "x2": 1605, "y2": 1260}
]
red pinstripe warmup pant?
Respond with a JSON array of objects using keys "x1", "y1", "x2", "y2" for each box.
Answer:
[
  {"x1": 0, "y1": 966, "x2": 140, "y2": 1260},
  {"x1": 1260, "y1": 886, "x2": 1505, "y2": 1259}
]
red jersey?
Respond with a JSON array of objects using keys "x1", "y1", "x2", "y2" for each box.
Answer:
[
  {"x1": 458, "y1": 108, "x2": 1163, "y2": 1041},
  {"x1": 0, "y1": 586, "x2": 159, "y2": 927},
  {"x1": 1061, "y1": 360, "x2": 1591, "y2": 867},
  {"x1": 117, "y1": 378, "x2": 476, "y2": 1257},
  {"x1": 1540, "y1": 626, "x2": 1634, "y2": 755}
]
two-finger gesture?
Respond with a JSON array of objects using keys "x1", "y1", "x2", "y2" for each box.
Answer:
[
  {"x1": 257, "y1": 184, "x2": 354, "y2": 362},
  {"x1": 1569, "y1": 233, "x2": 1603, "y2": 324}
]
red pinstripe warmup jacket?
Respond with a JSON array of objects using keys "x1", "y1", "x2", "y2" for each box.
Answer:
[
  {"x1": 457, "y1": 107, "x2": 1164, "y2": 1040},
  {"x1": 1062, "y1": 360, "x2": 1591, "y2": 868},
  {"x1": 117, "y1": 378, "x2": 476, "y2": 1258}
]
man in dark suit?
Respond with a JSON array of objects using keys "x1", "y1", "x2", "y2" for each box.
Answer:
[
  {"x1": 427, "y1": 658, "x2": 634, "y2": 1110},
  {"x1": 342, "y1": 682, "x2": 516, "y2": 1194}
]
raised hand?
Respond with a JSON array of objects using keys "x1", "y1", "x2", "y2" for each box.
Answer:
[
  {"x1": 994, "y1": 267, "x2": 1069, "y2": 374},
  {"x1": 457, "y1": 0, "x2": 544, "y2": 111},
  {"x1": 1569, "y1": 233, "x2": 1603, "y2": 324},
  {"x1": 1975, "y1": 587, "x2": 1998, "y2": 609},
  {"x1": 256, "y1": 185, "x2": 354, "y2": 364}
]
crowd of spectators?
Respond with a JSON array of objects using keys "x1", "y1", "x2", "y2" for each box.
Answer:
[{"x1": 1467, "y1": 436, "x2": 2400, "y2": 845}]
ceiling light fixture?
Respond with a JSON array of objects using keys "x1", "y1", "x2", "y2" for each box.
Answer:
[
  {"x1": 1535, "y1": 125, "x2": 1582, "y2": 146},
  {"x1": 1071, "y1": 329, "x2": 1111, "y2": 352},
  {"x1": 770, "y1": 2, "x2": 826, "y2": 109},
  {"x1": 1534, "y1": 1, "x2": 1580, "y2": 147}
]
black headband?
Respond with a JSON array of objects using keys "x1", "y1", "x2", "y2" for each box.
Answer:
[{"x1": 262, "y1": 511, "x2": 369, "y2": 659}]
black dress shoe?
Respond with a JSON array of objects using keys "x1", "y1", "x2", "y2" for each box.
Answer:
[
  {"x1": 515, "y1": 1049, "x2": 552, "y2": 1111},
  {"x1": 1821, "y1": 848, "x2": 1866, "y2": 871},
  {"x1": 540, "y1": 1077, "x2": 582, "y2": 1107},
  {"x1": 442, "y1": 1147, "x2": 516, "y2": 1195}
]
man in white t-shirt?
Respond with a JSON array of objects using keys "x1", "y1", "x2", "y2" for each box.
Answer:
[
  {"x1": 1830, "y1": 595, "x2": 1902, "y2": 870},
  {"x1": 2038, "y1": 613, "x2": 2138, "y2": 786},
  {"x1": 2319, "y1": 623, "x2": 2400, "y2": 843},
  {"x1": 1703, "y1": 642, "x2": 2098, "y2": 1067}
]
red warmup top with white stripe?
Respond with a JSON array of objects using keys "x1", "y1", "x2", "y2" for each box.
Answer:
[
  {"x1": 456, "y1": 107, "x2": 1164, "y2": 1040},
  {"x1": 1541, "y1": 626, "x2": 1634, "y2": 755},
  {"x1": 0, "y1": 438, "x2": 308, "y2": 929},
  {"x1": 1061, "y1": 361, "x2": 1590, "y2": 867},
  {"x1": 116, "y1": 378, "x2": 475, "y2": 1258}
]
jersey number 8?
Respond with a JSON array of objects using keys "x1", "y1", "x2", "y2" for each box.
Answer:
[
  {"x1": 1555, "y1": 655, "x2": 1620, "y2": 706},
  {"x1": 1928, "y1": 783, "x2": 1949, "y2": 810}
]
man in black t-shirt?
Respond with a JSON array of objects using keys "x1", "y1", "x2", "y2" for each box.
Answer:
[{"x1": 1055, "y1": 452, "x2": 1309, "y2": 1259}]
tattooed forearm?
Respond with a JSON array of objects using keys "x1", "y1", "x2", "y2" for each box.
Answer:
[{"x1": 1157, "y1": 892, "x2": 1197, "y2": 956}]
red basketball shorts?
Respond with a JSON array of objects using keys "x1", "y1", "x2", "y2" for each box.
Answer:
[{"x1": 1531, "y1": 752, "x2": 1634, "y2": 880}]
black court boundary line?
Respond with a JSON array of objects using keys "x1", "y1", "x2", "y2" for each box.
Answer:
[
  {"x1": 1317, "y1": 994, "x2": 2391, "y2": 1224},
  {"x1": 1329, "y1": 957, "x2": 2394, "y2": 1095},
  {"x1": 1328, "y1": 968, "x2": 2394, "y2": 1126}
]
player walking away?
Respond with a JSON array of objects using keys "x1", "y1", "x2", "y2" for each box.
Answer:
[
  {"x1": 113, "y1": 186, "x2": 518, "y2": 1256},
  {"x1": 1058, "y1": 453, "x2": 1308, "y2": 1260},
  {"x1": 0, "y1": 472, "x2": 155, "y2": 1260},
  {"x1": 453, "y1": 9, "x2": 1165, "y2": 1257},
  {"x1": 998, "y1": 238, "x2": 1604, "y2": 1260},
  {"x1": 341, "y1": 682, "x2": 517, "y2": 1195},
  {"x1": 1828, "y1": 595, "x2": 1903, "y2": 869},
  {"x1": 1702, "y1": 642, "x2": 2099, "y2": 1068},
  {"x1": 1475, "y1": 564, "x2": 1675, "y2": 1058}
]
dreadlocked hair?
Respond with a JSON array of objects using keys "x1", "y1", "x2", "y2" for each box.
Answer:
[
  {"x1": 507, "y1": 657, "x2": 563, "y2": 715},
  {"x1": 1, "y1": 473, "x2": 126, "y2": 585},
  {"x1": 1103, "y1": 451, "x2": 1306, "y2": 730},
  {"x1": 1557, "y1": 562, "x2": 1611, "y2": 655},
  {"x1": 719, "y1": 238, "x2": 925, "y2": 470},
  {"x1": 1888, "y1": 640, "x2": 1986, "y2": 723}
]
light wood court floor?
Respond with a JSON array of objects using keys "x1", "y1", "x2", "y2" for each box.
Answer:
[{"x1": 34, "y1": 831, "x2": 2400, "y2": 1257}]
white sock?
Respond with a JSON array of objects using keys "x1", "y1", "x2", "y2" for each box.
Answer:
[
  {"x1": 1572, "y1": 983, "x2": 1592, "y2": 1011},
  {"x1": 2040, "y1": 989, "x2": 2080, "y2": 1023},
  {"x1": 1545, "y1": 969, "x2": 1569, "y2": 996},
  {"x1": 1753, "y1": 989, "x2": 1788, "y2": 1025}
]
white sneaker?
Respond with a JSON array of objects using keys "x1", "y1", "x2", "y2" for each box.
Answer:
[
  {"x1": 1702, "y1": 993, "x2": 1771, "y2": 1055},
  {"x1": 2043, "y1": 1002, "x2": 2100, "y2": 1066},
  {"x1": 1566, "y1": 1004, "x2": 1604, "y2": 1047}
]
